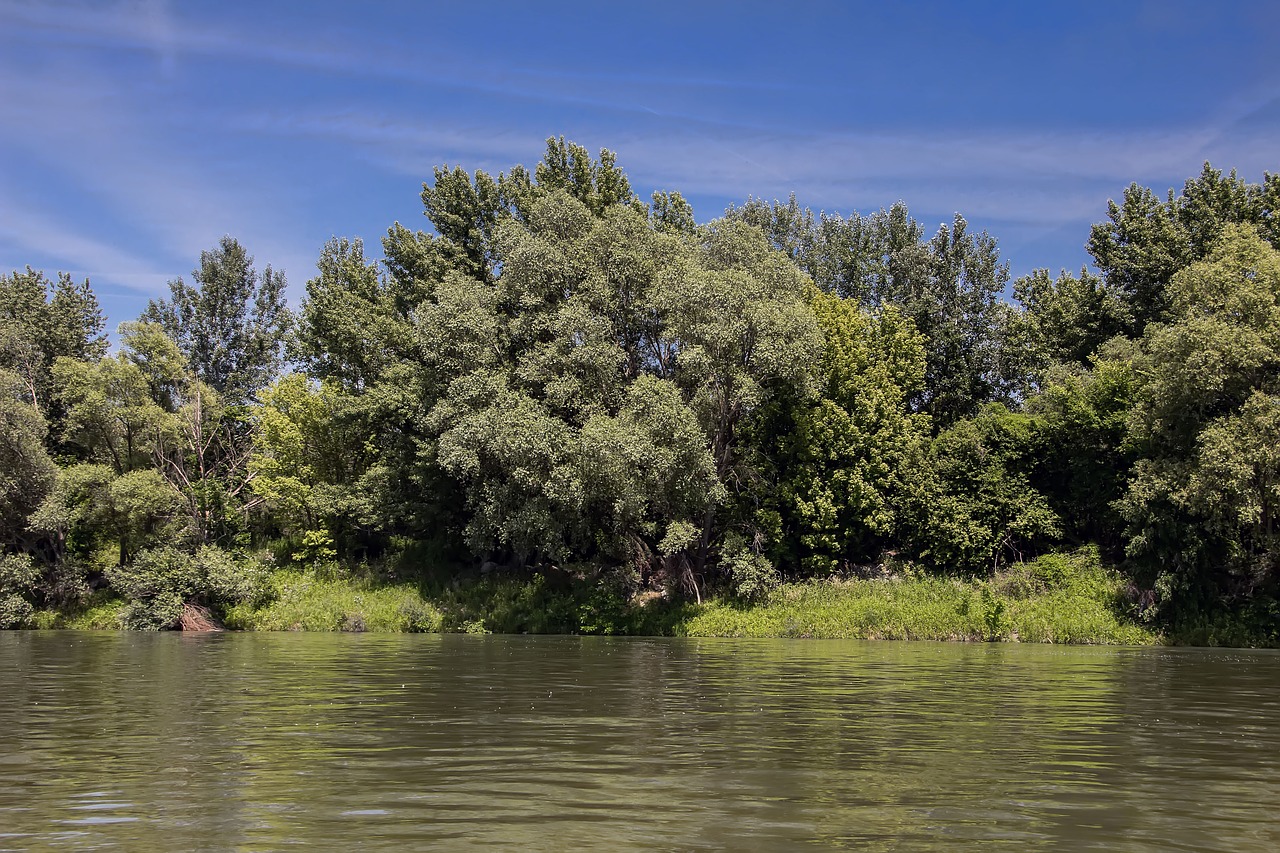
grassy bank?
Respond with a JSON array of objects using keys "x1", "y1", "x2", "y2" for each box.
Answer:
[
  {"x1": 41, "y1": 547, "x2": 1176, "y2": 644},
  {"x1": 680, "y1": 553, "x2": 1157, "y2": 644}
]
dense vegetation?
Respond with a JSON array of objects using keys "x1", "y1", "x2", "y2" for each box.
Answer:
[{"x1": 3, "y1": 139, "x2": 1278, "y2": 644}]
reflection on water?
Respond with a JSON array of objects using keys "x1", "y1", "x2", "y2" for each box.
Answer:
[{"x1": 1, "y1": 633, "x2": 1277, "y2": 851}]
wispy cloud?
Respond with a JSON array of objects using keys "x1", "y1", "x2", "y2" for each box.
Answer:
[
  {"x1": 0, "y1": 42, "x2": 320, "y2": 275},
  {"x1": 240, "y1": 105, "x2": 1275, "y2": 224},
  {"x1": 5, "y1": 0, "x2": 1277, "y2": 314},
  {"x1": 0, "y1": 202, "x2": 166, "y2": 291},
  {"x1": 1, "y1": 0, "x2": 783, "y2": 117}
]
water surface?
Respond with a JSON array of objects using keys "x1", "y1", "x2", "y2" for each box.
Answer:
[{"x1": 1, "y1": 633, "x2": 1277, "y2": 850}]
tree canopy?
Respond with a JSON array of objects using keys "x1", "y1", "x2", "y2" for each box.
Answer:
[{"x1": 2, "y1": 147, "x2": 1278, "y2": 641}]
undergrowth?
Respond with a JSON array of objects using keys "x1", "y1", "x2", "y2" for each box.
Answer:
[{"x1": 25, "y1": 547, "x2": 1247, "y2": 646}]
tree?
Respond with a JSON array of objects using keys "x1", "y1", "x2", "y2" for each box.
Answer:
[
  {"x1": 0, "y1": 370, "x2": 57, "y2": 554},
  {"x1": 1088, "y1": 164, "x2": 1280, "y2": 338},
  {"x1": 1119, "y1": 225, "x2": 1280, "y2": 614},
  {"x1": 294, "y1": 236, "x2": 457, "y2": 551},
  {"x1": 1011, "y1": 267, "x2": 1128, "y2": 377},
  {"x1": 905, "y1": 214, "x2": 1014, "y2": 425},
  {"x1": 415, "y1": 191, "x2": 820, "y2": 596},
  {"x1": 42, "y1": 466, "x2": 182, "y2": 567},
  {"x1": 0, "y1": 268, "x2": 106, "y2": 425},
  {"x1": 763, "y1": 290, "x2": 931, "y2": 573},
  {"x1": 249, "y1": 374, "x2": 360, "y2": 544},
  {"x1": 143, "y1": 237, "x2": 291, "y2": 405},
  {"x1": 414, "y1": 136, "x2": 644, "y2": 284},
  {"x1": 54, "y1": 323, "x2": 254, "y2": 551},
  {"x1": 53, "y1": 347, "x2": 173, "y2": 476},
  {"x1": 1023, "y1": 352, "x2": 1136, "y2": 552},
  {"x1": 291, "y1": 140, "x2": 650, "y2": 560},
  {"x1": 727, "y1": 198, "x2": 1016, "y2": 427},
  {"x1": 910, "y1": 404, "x2": 1061, "y2": 573}
]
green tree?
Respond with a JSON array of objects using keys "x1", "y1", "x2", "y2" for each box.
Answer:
[
  {"x1": 54, "y1": 323, "x2": 252, "y2": 550},
  {"x1": 1011, "y1": 267, "x2": 1128, "y2": 377},
  {"x1": 53, "y1": 348, "x2": 172, "y2": 476},
  {"x1": 294, "y1": 236, "x2": 456, "y2": 552},
  {"x1": 1120, "y1": 225, "x2": 1280, "y2": 613},
  {"x1": 727, "y1": 198, "x2": 1016, "y2": 427},
  {"x1": 143, "y1": 236, "x2": 291, "y2": 405},
  {"x1": 292, "y1": 140, "x2": 647, "y2": 560},
  {"x1": 765, "y1": 290, "x2": 930, "y2": 572},
  {"x1": 249, "y1": 374, "x2": 362, "y2": 543},
  {"x1": 1022, "y1": 353, "x2": 1135, "y2": 552},
  {"x1": 910, "y1": 404, "x2": 1061, "y2": 573},
  {"x1": 0, "y1": 268, "x2": 106, "y2": 433},
  {"x1": 0, "y1": 370, "x2": 57, "y2": 554},
  {"x1": 30, "y1": 462, "x2": 183, "y2": 583},
  {"x1": 414, "y1": 136, "x2": 643, "y2": 284},
  {"x1": 418, "y1": 191, "x2": 819, "y2": 596},
  {"x1": 1088, "y1": 164, "x2": 1280, "y2": 338}
]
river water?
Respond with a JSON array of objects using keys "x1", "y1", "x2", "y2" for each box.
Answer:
[{"x1": 0, "y1": 633, "x2": 1277, "y2": 851}]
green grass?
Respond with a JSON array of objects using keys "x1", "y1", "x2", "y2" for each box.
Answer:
[
  {"x1": 223, "y1": 570, "x2": 442, "y2": 632},
  {"x1": 678, "y1": 549, "x2": 1159, "y2": 644},
  {"x1": 25, "y1": 547, "x2": 1167, "y2": 645},
  {"x1": 39, "y1": 591, "x2": 127, "y2": 630}
]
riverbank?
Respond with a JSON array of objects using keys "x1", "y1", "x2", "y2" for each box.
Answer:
[{"x1": 42, "y1": 548, "x2": 1204, "y2": 644}]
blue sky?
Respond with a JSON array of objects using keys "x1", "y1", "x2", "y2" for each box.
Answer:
[{"x1": 3, "y1": 0, "x2": 1279, "y2": 328}]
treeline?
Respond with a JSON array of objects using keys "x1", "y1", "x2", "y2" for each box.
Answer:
[{"x1": 3, "y1": 138, "x2": 1279, "y2": 637}]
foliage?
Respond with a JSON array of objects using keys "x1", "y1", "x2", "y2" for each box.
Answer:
[
  {"x1": 682, "y1": 548, "x2": 1154, "y2": 644},
  {"x1": 0, "y1": 371, "x2": 57, "y2": 553},
  {"x1": 142, "y1": 236, "x2": 292, "y2": 405},
  {"x1": 249, "y1": 374, "x2": 354, "y2": 537},
  {"x1": 0, "y1": 553, "x2": 39, "y2": 628},
  {"x1": 0, "y1": 267, "x2": 106, "y2": 424},
  {"x1": 723, "y1": 546, "x2": 780, "y2": 602},
  {"x1": 910, "y1": 404, "x2": 1060, "y2": 573},
  {"x1": 1024, "y1": 355, "x2": 1135, "y2": 550},
  {"x1": 764, "y1": 289, "x2": 929, "y2": 572},
  {"x1": 1087, "y1": 164, "x2": 1280, "y2": 337},
  {"x1": 106, "y1": 545, "x2": 265, "y2": 630},
  {"x1": 7, "y1": 147, "x2": 1280, "y2": 644},
  {"x1": 727, "y1": 196, "x2": 1016, "y2": 426},
  {"x1": 420, "y1": 188, "x2": 818, "y2": 588},
  {"x1": 224, "y1": 569, "x2": 442, "y2": 632},
  {"x1": 1011, "y1": 267, "x2": 1128, "y2": 377},
  {"x1": 1120, "y1": 225, "x2": 1280, "y2": 617}
]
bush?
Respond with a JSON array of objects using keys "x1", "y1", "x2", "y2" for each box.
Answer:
[
  {"x1": 106, "y1": 545, "x2": 265, "y2": 630},
  {"x1": 0, "y1": 554, "x2": 39, "y2": 629},
  {"x1": 725, "y1": 548, "x2": 780, "y2": 602}
]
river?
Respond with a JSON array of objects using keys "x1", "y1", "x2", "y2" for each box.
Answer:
[{"x1": 1, "y1": 633, "x2": 1277, "y2": 850}]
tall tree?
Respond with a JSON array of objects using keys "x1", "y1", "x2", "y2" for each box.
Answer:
[
  {"x1": 0, "y1": 268, "x2": 106, "y2": 420},
  {"x1": 143, "y1": 237, "x2": 291, "y2": 406},
  {"x1": 727, "y1": 198, "x2": 1015, "y2": 426},
  {"x1": 1010, "y1": 267, "x2": 1127, "y2": 376},
  {"x1": 1088, "y1": 164, "x2": 1280, "y2": 338},
  {"x1": 293, "y1": 140, "x2": 653, "y2": 560},
  {"x1": 416, "y1": 192, "x2": 819, "y2": 595},
  {"x1": 1119, "y1": 225, "x2": 1280, "y2": 615},
  {"x1": 760, "y1": 291, "x2": 930, "y2": 573},
  {"x1": 0, "y1": 370, "x2": 57, "y2": 554}
]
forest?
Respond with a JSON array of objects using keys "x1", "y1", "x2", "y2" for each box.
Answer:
[{"x1": 3, "y1": 139, "x2": 1279, "y2": 643}]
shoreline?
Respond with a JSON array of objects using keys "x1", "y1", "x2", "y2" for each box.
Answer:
[{"x1": 30, "y1": 549, "x2": 1273, "y2": 647}]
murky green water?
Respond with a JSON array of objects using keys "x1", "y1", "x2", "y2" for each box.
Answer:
[{"x1": 0, "y1": 633, "x2": 1277, "y2": 851}]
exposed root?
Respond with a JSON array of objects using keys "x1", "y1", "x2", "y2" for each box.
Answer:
[{"x1": 180, "y1": 602, "x2": 224, "y2": 632}]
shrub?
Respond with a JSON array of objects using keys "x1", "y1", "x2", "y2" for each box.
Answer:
[
  {"x1": 106, "y1": 545, "x2": 265, "y2": 630},
  {"x1": 725, "y1": 548, "x2": 780, "y2": 602},
  {"x1": 0, "y1": 554, "x2": 40, "y2": 629}
]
